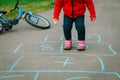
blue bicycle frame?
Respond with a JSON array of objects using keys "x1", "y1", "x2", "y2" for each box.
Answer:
[
  {"x1": 17, "y1": 7, "x2": 33, "y2": 20},
  {"x1": 0, "y1": 7, "x2": 37, "y2": 26}
]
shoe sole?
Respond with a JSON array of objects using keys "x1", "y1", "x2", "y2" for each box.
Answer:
[
  {"x1": 77, "y1": 48, "x2": 85, "y2": 51},
  {"x1": 64, "y1": 47, "x2": 72, "y2": 50}
]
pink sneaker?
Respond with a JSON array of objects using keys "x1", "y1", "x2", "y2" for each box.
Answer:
[
  {"x1": 77, "y1": 40, "x2": 86, "y2": 51},
  {"x1": 64, "y1": 39, "x2": 72, "y2": 50}
]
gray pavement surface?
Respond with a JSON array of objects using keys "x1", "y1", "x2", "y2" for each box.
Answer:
[{"x1": 0, "y1": 0, "x2": 120, "y2": 80}]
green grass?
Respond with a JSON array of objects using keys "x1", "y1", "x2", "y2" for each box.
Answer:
[{"x1": 0, "y1": 0, "x2": 54, "y2": 19}]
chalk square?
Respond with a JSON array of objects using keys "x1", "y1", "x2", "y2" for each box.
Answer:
[
  {"x1": 12, "y1": 54, "x2": 102, "y2": 71},
  {"x1": 14, "y1": 42, "x2": 62, "y2": 54}
]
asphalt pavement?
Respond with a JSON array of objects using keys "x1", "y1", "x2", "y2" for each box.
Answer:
[{"x1": 0, "y1": 0, "x2": 120, "y2": 80}]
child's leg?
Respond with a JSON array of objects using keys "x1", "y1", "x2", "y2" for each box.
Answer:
[
  {"x1": 63, "y1": 15, "x2": 74, "y2": 40},
  {"x1": 75, "y1": 15, "x2": 86, "y2": 51},
  {"x1": 75, "y1": 16, "x2": 85, "y2": 40},
  {"x1": 63, "y1": 15, "x2": 74, "y2": 50}
]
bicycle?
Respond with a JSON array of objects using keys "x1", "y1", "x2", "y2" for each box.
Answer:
[{"x1": 0, "y1": 0, "x2": 51, "y2": 34}]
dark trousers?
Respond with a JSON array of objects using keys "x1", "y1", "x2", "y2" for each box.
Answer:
[{"x1": 63, "y1": 15, "x2": 85, "y2": 40}]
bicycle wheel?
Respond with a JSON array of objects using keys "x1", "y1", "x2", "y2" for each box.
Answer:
[
  {"x1": 0, "y1": 24, "x2": 4, "y2": 34},
  {"x1": 25, "y1": 14, "x2": 50, "y2": 29}
]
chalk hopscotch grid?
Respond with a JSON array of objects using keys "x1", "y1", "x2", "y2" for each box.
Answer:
[{"x1": 0, "y1": 33, "x2": 120, "y2": 80}]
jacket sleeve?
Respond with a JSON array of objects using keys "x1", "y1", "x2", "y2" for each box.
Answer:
[
  {"x1": 85, "y1": 0, "x2": 96, "y2": 18},
  {"x1": 53, "y1": 0, "x2": 63, "y2": 19}
]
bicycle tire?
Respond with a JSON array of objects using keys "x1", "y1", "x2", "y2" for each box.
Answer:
[
  {"x1": 25, "y1": 14, "x2": 50, "y2": 29},
  {"x1": 0, "y1": 24, "x2": 4, "y2": 34}
]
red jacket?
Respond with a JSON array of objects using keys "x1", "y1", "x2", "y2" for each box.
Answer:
[{"x1": 53, "y1": 0, "x2": 96, "y2": 19}]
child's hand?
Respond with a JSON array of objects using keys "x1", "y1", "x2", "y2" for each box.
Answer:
[
  {"x1": 90, "y1": 17, "x2": 96, "y2": 22},
  {"x1": 53, "y1": 19, "x2": 58, "y2": 24}
]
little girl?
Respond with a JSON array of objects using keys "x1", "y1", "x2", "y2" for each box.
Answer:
[{"x1": 53, "y1": 0, "x2": 96, "y2": 51}]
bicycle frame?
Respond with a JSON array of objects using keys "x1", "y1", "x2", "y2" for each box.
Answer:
[
  {"x1": 0, "y1": 13, "x2": 9, "y2": 25},
  {"x1": 0, "y1": 7, "x2": 36, "y2": 26},
  {"x1": 17, "y1": 7, "x2": 36, "y2": 20}
]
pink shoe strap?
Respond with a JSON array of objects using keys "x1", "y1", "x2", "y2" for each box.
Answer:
[
  {"x1": 64, "y1": 40, "x2": 72, "y2": 45},
  {"x1": 78, "y1": 40, "x2": 86, "y2": 46}
]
